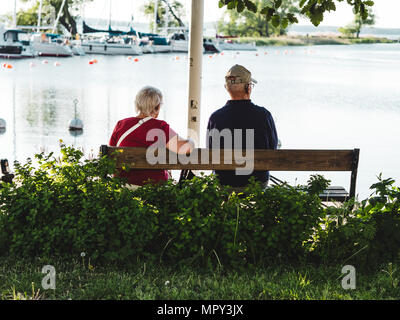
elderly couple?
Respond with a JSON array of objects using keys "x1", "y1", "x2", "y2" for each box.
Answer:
[{"x1": 109, "y1": 64, "x2": 278, "y2": 188}]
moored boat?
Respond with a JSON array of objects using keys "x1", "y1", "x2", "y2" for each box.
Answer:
[
  {"x1": 30, "y1": 33, "x2": 73, "y2": 57},
  {"x1": 0, "y1": 27, "x2": 36, "y2": 59}
]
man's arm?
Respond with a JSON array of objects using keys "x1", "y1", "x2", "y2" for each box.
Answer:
[{"x1": 266, "y1": 112, "x2": 278, "y2": 150}]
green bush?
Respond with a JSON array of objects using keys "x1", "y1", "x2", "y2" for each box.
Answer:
[
  {"x1": 314, "y1": 174, "x2": 400, "y2": 270},
  {"x1": 0, "y1": 144, "x2": 158, "y2": 262},
  {"x1": 1, "y1": 145, "x2": 400, "y2": 271}
]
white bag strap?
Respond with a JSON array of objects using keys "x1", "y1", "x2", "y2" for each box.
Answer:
[{"x1": 116, "y1": 116, "x2": 152, "y2": 147}]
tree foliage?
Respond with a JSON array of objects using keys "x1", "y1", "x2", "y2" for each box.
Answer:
[
  {"x1": 339, "y1": 10, "x2": 375, "y2": 38},
  {"x1": 142, "y1": 0, "x2": 186, "y2": 32},
  {"x1": 219, "y1": 0, "x2": 375, "y2": 27},
  {"x1": 218, "y1": 0, "x2": 300, "y2": 37},
  {"x1": 17, "y1": 0, "x2": 92, "y2": 35}
]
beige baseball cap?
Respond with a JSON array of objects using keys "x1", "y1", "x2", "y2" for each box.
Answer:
[{"x1": 225, "y1": 64, "x2": 257, "y2": 85}]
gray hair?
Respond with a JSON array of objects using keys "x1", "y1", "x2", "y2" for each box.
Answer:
[
  {"x1": 225, "y1": 82, "x2": 247, "y2": 94},
  {"x1": 135, "y1": 86, "x2": 163, "y2": 115}
]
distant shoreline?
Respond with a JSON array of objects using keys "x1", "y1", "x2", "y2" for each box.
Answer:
[{"x1": 229, "y1": 35, "x2": 399, "y2": 47}]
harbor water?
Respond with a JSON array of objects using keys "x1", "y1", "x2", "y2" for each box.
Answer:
[{"x1": 0, "y1": 43, "x2": 399, "y2": 199}]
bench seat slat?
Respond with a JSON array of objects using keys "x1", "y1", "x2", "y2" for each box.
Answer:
[{"x1": 107, "y1": 147, "x2": 355, "y2": 171}]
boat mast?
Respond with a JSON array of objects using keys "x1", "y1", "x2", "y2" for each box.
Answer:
[
  {"x1": 37, "y1": 0, "x2": 43, "y2": 32},
  {"x1": 153, "y1": 0, "x2": 158, "y2": 33},
  {"x1": 109, "y1": 0, "x2": 112, "y2": 28},
  {"x1": 52, "y1": 0, "x2": 67, "y2": 33},
  {"x1": 13, "y1": 0, "x2": 17, "y2": 27}
]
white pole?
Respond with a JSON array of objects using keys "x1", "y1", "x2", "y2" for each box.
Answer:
[
  {"x1": 153, "y1": 0, "x2": 158, "y2": 33},
  {"x1": 187, "y1": 0, "x2": 204, "y2": 145},
  {"x1": 13, "y1": 0, "x2": 17, "y2": 27},
  {"x1": 52, "y1": 0, "x2": 67, "y2": 33},
  {"x1": 109, "y1": 0, "x2": 112, "y2": 27},
  {"x1": 37, "y1": 0, "x2": 43, "y2": 32}
]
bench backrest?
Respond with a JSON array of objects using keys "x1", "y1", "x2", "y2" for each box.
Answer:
[{"x1": 100, "y1": 146, "x2": 360, "y2": 198}]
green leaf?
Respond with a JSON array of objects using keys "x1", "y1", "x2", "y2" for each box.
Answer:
[
  {"x1": 281, "y1": 17, "x2": 289, "y2": 29},
  {"x1": 244, "y1": 0, "x2": 257, "y2": 13},
  {"x1": 274, "y1": 0, "x2": 282, "y2": 9},
  {"x1": 237, "y1": 0, "x2": 245, "y2": 12},
  {"x1": 299, "y1": 0, "x2": 307, "y2": 7},
  {"x1": 271, "y1": 14, "x2": 280, "y2": 27}
]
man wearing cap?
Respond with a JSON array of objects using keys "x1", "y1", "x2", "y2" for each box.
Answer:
[{"x1": 206, "y1": 64, "x2": 278, "y2": 187}]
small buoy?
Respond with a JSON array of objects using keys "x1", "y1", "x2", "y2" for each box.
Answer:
[
  {"x1": 0, "y1": 118, "x2": 6, "y2": 135},
  {"x1": 54, "y1": 61, "x2": 61, "y2": 67},
  {"x1": 69, "y1": 99, "x2": 84, "y2": 132},
  {"x1": 134, "y1": 58, "x2": 139, "y2": 62},
  {"x1": 220, "y1": 52, "x2": 224, "y2": 56},
  {"x1": 42, "y1": 60, "x2": 48, "y2": 64},
  {"x1": 127, "y1": 56, "x2": 132, "y2": 60},
  {"x1": 68, "y1": 118, "x2": 84, "y2": 131},
  {"x1": 89, "y1": 60, "x2": 94, "y2": 65},
  {"x1": 3, "y1": 64, "x2": 12, "y2": 69},
  {"x1": 93, "y1": 59, "x2": 98, "y2": 63},
  {"x1": 255, "y1": 53, "x2": 259, "y2": 56},
  {"x1": 209, "y1": 55, "x2": 212, "y2": 58}
]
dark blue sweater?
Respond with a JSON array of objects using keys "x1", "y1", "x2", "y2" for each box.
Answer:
[{"x1": 206, "y1": 99, "x2": 278, "y2": 187}]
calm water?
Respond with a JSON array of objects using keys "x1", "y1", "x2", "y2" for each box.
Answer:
[{"x1": 0, "y1": 43, "x2": 399, "y2": 199}]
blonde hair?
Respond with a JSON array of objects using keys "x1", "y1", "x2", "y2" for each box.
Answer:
[{"x1": 135, "y1": 86, "x2": 163, "y2": 115}]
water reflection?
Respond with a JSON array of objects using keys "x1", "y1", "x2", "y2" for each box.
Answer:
[{"x1": 0, "y1": 45, "x2": 399, "y2": 199}]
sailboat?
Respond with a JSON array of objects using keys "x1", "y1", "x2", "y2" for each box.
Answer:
[
  {"x1": 29, "y1": 0, "x2": 73, "y2": 57},
  {"x1": 80, "y1": 1, "x2": 142, "y2": 56}
]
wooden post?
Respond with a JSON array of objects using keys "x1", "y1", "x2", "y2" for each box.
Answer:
[{"x1": 187, "y1": 0, "x2": 204, "y2": 145}]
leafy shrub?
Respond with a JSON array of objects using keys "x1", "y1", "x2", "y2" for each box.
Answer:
[
  {"x1": 314, "y1": 174, "x2": 400, "y2": 270},
  {"x1": 0, "y1": 144, "x2": 158, "y2": 262},
  {"x1": 2, "y1": 145, "x2": 400, "y2": 271}
]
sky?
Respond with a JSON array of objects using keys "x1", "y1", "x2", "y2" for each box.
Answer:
[{"x1": 1, "y1": 0, "x2": 400, "y2": 29}]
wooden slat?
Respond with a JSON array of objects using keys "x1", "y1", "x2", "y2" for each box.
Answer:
[{"x1": 104, "y1": 147, "x2": 356, "y2": 172}]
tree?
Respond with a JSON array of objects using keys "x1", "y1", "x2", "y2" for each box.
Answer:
[
  {"x1": 218, "y1": 0, "x2": 300, "y2": 37},
  {"x1": 142, "y1": 0, "x2": 185, "y2": 32},
  {"x1": 218, "y1": 0, "x2": 375, "y2": 28},
  {"x1": 18, "y1": 0, "x2": 92, "y2": 35},
  {"x1": 339, "y1": 11, "x2": 375, "y2": 38}
]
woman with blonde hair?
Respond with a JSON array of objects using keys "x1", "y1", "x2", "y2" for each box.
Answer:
[{"x1": 109, "y1": 86, "x2": 193, "y2": 186}]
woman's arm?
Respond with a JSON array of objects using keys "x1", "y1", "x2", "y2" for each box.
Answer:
[{"x1": 166, "y1": 135, "x2": 195, "y2": 155}]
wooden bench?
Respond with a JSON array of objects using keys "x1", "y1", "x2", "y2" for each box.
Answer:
[{"x1": 100, "y1": 145, "x2": 360, "y2": 202}]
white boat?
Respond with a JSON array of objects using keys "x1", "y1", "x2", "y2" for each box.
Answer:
[
  {"x1": 215, "y1": 38, "x2": 257, "y2": 51},
  {"x1": 169, "y1": 32, "x2": 189, "y2": 52},
  {"x1": 69, "y1": 40, "x2": 86, "y2": 56},
  {"x1": 30, "y1": 33, "x2": 73, "y2": 57},
  {"x1": 0, "y1": 27, "x2": 36, "y2": 59},
  {"x1": 81, "y1": 36, "x2": 143, "y2": 55}
]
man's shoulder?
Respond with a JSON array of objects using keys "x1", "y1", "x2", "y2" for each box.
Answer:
[
  {"x1": 209, "y1": 104, "x2": 229, "y2": 120},
  {"x1": 250, "y1": 102, "x2": 272, "y2": 117}
]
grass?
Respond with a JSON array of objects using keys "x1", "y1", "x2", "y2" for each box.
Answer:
[
  {"x1": 1, "y1": 257, "x2": 399, "y2": 300},
  {"x1": 233, "y1": 35, "x2": 397, "y2": 47}
]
